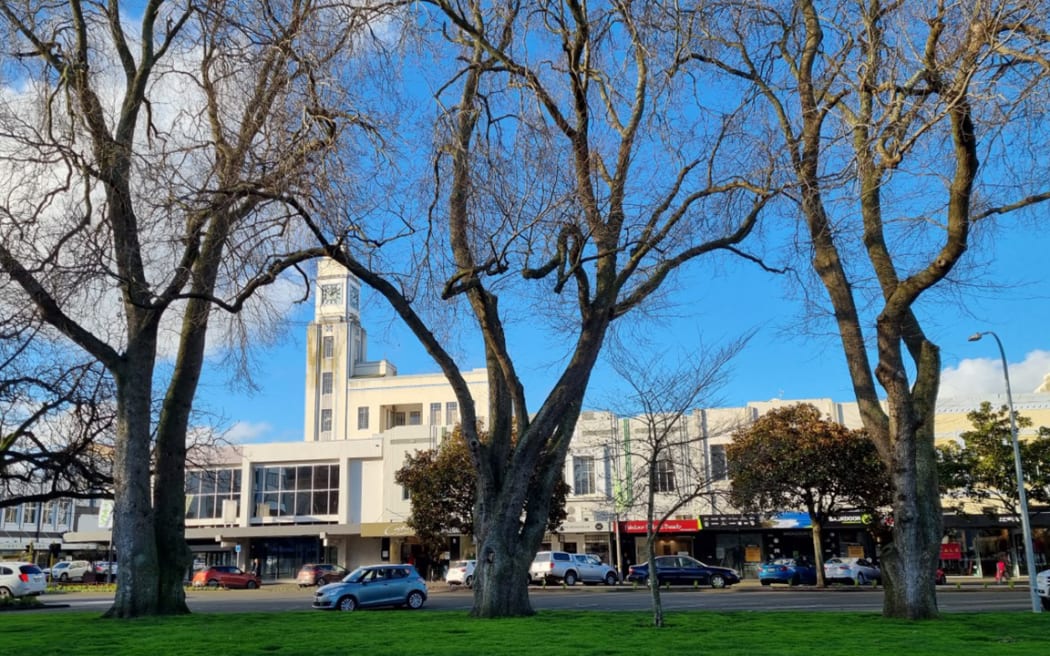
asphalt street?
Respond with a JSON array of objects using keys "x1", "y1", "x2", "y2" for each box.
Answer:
[{"x1": 31, "y1": 579, "x2": 1035, "y2": 614}]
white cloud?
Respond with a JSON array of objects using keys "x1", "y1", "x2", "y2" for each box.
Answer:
[
  {"x1": 939, "y1": 350, "x2": 1050, "y2": 399},
  {"x1": 224, "y1": 421, "x2": 276, "y2": 445}
]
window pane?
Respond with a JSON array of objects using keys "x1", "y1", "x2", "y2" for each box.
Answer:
[
  {"x1": 312, "y1": 490, "x2": 328, "y2": 515},
  {"x1": 295, "y1": 491, "x2": 311, "y2": 516},
  {"x1": 217, "y1": 469, "x2": 233, "y2": 494},
  {"x1": 297, "y1": 466, "x2": 313, "y2": 490}
]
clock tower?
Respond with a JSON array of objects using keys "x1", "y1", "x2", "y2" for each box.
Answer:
[{"x1": 304, "y1": 258, "x2": 367, "y2": 441}]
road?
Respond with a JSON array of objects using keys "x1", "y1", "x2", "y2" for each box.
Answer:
[{"x1": 34, "y1": 582, "x2": 1034, "y2": 614}]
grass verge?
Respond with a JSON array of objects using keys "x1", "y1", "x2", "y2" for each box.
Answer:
[{"x1": 0, "y1": 610, "x2": 1045, "y2": 656}]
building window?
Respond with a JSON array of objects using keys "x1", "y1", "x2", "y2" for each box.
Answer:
[
  {"x1": 23, "y1": 502, "x2": 38, "y2": 526},
  {"x1": 393, "y1": 411, "x2": 406, "y2": 427},
  {"x1": 654, "y1": 458, "x2": 676, "y2": 493},
  {"x1": 429, "y1": 403, "x2": 441, "y2": 425},
  {"x1": 252, "y1": 464, "x2": 339, "y2": 518},
  {"x1": 321, "y1": 409, "x2": 333, "y2": 432},
  {"x1": 573, "y1": 455, "x2": 595, "y2": 495},
  {"x1": 709, "y1": 444, "x2": 728, "y2": 481},
  {"x1": 322, "y1": 336, "x2": 334, "y2": 359},
  {"x1": 445, "y1": 401, "x2": 458, "y2": 426},
  {"x1": 409, "y1": 410, "x2": 421, "y2": 425},
  {"x1": 357, "y1": 406, "x2": 369, "y2": 430},
  {"x1": 2, "y1": 505, "x2": 19, "y2": 524},
  {"x1": 185, "y1": 468, "x2": 243, "y2": 521},
  {"x1": 321, "y1": 372, "x2": 333, "y2": 395},
  {"x1": 402, "y1": 485, "x2": 410, "y2": 501}
]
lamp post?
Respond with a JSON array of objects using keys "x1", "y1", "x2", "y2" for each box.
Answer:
[{"x1": 968, "y1": 331, "x2": 1042, "y2": 613}]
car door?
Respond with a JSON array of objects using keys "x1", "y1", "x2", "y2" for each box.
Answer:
[
  {"x1": 573, "y1": 555, "x2": 595, "y2": 582},
  {"x1": 358, "y1": 568, "x2": 396, "y2": 606}
]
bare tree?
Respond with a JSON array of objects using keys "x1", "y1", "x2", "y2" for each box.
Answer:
[
  {"x1": 298, "y1": 1, "x2": 775, "y2": 618},
  {"x1": 607, "y1": 339, "x2": 745, "y2": 627},
  {"x1": 0, "y1": 317, "x2": 115, "y2": 505},
  {"x1": 681, "y1": 0, "x2": 1050, "y2": 618},
  {"x1": 0, "y1": 1, "x2": 377, "y2": 617}
]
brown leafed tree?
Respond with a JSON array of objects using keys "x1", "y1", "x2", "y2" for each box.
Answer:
[
  {"x1": 299, "y1": 0, "x2": 776, "y2": 617},
  {"x1": 0, "y1": 1, "x2": 378, "y2": 617},
  {"x1": 680, "y1": 0, "x2": 1050, "y2": 617},
  {"x1": 727, "y1": 403, "x2": 892, "y2": 587}
]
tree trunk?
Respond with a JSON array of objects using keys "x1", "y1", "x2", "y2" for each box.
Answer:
[
  {"x1": 104, "y1": 351, "x2": 160, "y2": 618},
  {"x1": 646, "y1": 534, "x2": 664, "y2": 627},
  {"x1": 470, "y1": 515, "x2": 536, "y2": 617},
  {"x1": 811, "y1": 519, "x2": 826, "y2": 587},
  {"x1": 878, "y1": 394, "x2": 941, "y2": 618}
]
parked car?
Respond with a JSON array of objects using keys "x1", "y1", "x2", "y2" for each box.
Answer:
[
  {"x1": 530, "y1": 551, "x2": 581, "y2": 585},
  {"x1": 312, "y1": 564, "x2": 427, "y2": 612},
  {"x1": 823, "y1": 557, "x2": 881, "y2": 585},
  {"x1": 191, "y1": 565, "x2": 262, "y2": 589},
  {"x1": 1036, "y1": 568, "x2": 1050, "y2": 610},
  {"x1": 445, "y1": 559, "x2": 476, "y2": 588},
  {"x1": 94, "y1": 561, "x2": 119, "y2": 576},
  {"x1": 296, "y1": 563, "x2": 349, "y2": 588},
  {"x1": 50, "y1": 560, "x2": 92, "y2": 582},
  {"x1": 571, "y1": 554, "x2": 620, "y2": 585},
  {"x1": 626, "y1": 555, "x2": 740, "y2": 588},
  {"x1": 0, "y1": 561, "x2": 47, "y2": 598},
  {"x1": 759, "y1": 558, "x2": 818, "y2": 586}
]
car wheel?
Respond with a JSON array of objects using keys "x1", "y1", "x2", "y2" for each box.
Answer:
[
  {"x1": 406, "y1": 591, "x2": 425, "y2": 609},
  {"x1": 564, "y1": 571, "x2": 577, "y2": 586},
  {"x1": 337, "y1": 595, "x2": 358, "y2": 611},
  {"x1": 207, "y1": 579, "x2": 220, "y2": 588},
  {"x1": 605, "y1": 572, "x2": 618, "y2": 586},
  {"x1": 1041, "y1": 597, "x2": 1050, "y2": 611},
  {"x1": 246, "y1": 580, "x2": 258, "y2": 589},
  {"x1": 760, "y1": 579, "x2": 771, "y2": 586},
  {"x1": 465, "y1": 575, "x2": 474, "y2": 589},
  {"x1": 59, "y1": 573, "x2": 69, "y2": 582},
  {"x1": 710, "y1": 574, "x2": 726, "y2": 589},
  {"x1": 0, "y1": 587, "x2": 11, "y2": 598},
  {"x1": 789, "y1": 575, "x2": 799, "y2": 586}
]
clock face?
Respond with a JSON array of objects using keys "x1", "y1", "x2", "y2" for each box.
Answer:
[
  {"x1": 348, "y1": 286, "x2": 360, "y2": 309},
  {"x1": 320, "y1": 284, "x2": 342, "y2": 306}
]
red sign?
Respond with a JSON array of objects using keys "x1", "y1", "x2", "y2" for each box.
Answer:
[
  {"x1": 939, "y1": 543, "x2": 962, "y2": 561},
  {"x1": 622, "y1": 519, "x2": 700, "y2": 534}
]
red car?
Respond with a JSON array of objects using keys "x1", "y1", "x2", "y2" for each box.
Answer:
[
  {"x1": 297, "y1": 563, "x2": 349, "y2": 587},
  {"x1": 191, "y1": 565, "x2": 261, "y2": 589}
]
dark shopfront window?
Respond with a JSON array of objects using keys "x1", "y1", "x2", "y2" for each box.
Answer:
[{"x1": 251, "y1": 536, "x2": 337, "y2": 580}]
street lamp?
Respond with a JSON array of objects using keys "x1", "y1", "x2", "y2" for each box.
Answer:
[{"x1": 968, "y1": 331, "x2": 1042, "y2": 613}]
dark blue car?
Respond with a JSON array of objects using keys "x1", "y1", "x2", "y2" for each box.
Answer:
[
  {"x1": 626, "y1": 555, "x2": 740, "y2": 588},
  {"x1": 758, "y1": 558, "x2": 817, "y2": 586}
]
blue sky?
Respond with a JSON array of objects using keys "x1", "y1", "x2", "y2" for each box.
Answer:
[{"x1": 201, "y1": 216, "x2": 1050, "y2": 445}]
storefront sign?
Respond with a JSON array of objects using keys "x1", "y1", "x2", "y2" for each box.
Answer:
[
  {"x1": 360, "y1": 522, "x2": 414, "y2": 537},
  {"x1": 621, "y1": 519, "x2": 699, "y2": 534},
  {"x1": 939, "y1": 542, "x2": 962, "y2": 560},
  {"x1": 700, "y1": 514, "x2": 761, "y2": 528}
]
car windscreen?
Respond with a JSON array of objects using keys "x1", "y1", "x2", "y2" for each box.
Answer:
[{"x1": 345, "y1": 566, "x2": 370, "y2": 582}]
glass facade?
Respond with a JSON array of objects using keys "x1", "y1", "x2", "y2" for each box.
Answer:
[
  {"x1": 252, "y1": 464, "x2": 339, "y2": 520},
  {"x1": 186, "y1": 468, "x2": 243, "y2": 521}
]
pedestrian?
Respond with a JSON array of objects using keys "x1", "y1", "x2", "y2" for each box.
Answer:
[
  {"x1": 995, "y1": 556, "x2": 1007, "y2": 584},
  {"x1": 251, "y1": 557, "x2": 261, "y2": 578}
]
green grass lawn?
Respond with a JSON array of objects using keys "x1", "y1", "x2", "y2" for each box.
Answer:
[{"x1": 1, "y1": 610, "x2": 1045, "y2": 656}]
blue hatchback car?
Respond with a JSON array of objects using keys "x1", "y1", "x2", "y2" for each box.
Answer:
[
  {"x1": 759, "y1": 558, "x2": 818, "y2": 586},
  {"x1": 312, "y1": 564, "x2": 428, "y2": 612}
]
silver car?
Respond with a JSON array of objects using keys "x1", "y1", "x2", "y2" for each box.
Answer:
[
  {"x1": 313, "y1": 564, "x2": 427, "y2": 612},
  {"x1": 0, "y1": 561, "x2": 47, "y2": 597}
]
